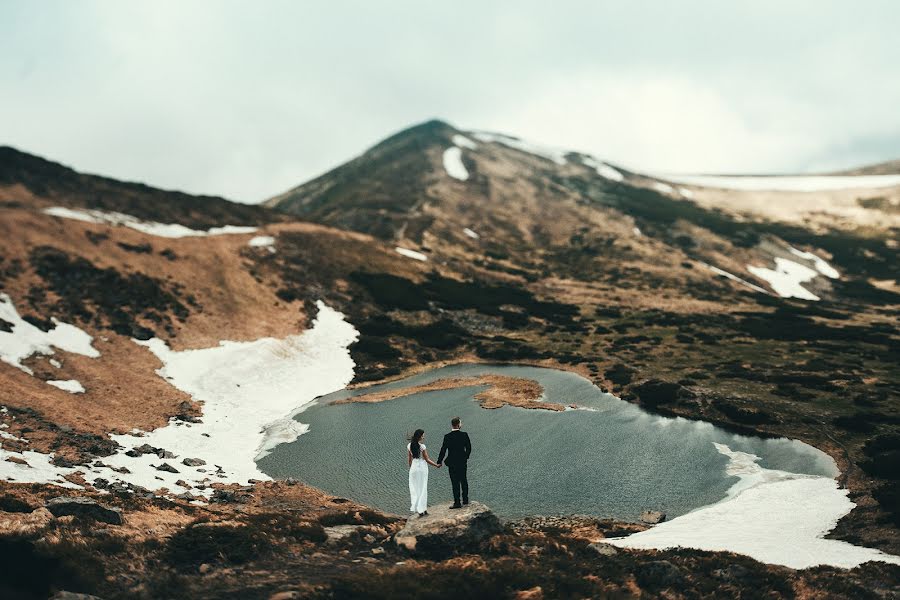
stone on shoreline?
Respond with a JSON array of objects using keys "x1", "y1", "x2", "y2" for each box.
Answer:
[{"x1": 640, "y1": 510, "x2": 666, "y2": 524}]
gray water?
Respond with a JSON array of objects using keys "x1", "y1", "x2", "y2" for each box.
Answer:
[{"x1": 257, "y1": 364, "x2": 837, "y2": 520}]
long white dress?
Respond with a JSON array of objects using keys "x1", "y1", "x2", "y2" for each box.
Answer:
[{"x1": 408, "y1": 442, "x2": 428, "y2": 513}]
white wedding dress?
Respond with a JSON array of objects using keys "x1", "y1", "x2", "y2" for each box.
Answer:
[{"x1": 408, "y1": 442, "x2": 428, "y2": 513}]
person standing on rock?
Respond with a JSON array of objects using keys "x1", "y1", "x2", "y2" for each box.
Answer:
[
  {"x1": 407, "y1": 428, "x2": 441, "y2": 516},
  {"x1": 437, "y1": 416, "x2": 471, "y2": 509}
]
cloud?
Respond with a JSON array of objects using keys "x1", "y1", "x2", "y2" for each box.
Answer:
[{"x1": 1, "y1": 1, "x2": 899, "y2": 202}]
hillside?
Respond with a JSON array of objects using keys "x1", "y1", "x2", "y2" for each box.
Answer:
[{"x1": 1, "y1": 130, "x2": 899, "y2": 598}]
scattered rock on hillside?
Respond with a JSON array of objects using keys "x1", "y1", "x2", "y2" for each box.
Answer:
[
  {"x1": 640, "y1": 510, "x2": 666, "y2": 524},
  {"x1": 183, "y1": 457, "x2": 206, "y2": 467},
  {"x1": 394, "y1": 501, "x2": 501, "y2": 557},
  {"x1": 45, "y1": 496, "x2": 124, "y2": 525}
]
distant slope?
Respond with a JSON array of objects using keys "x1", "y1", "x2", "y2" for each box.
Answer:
[
  {"x1": 0, "y1": 146, "x2": 280, "y2": 229},
  {"x1": 831, "y1": 158, "x2": 900, "y2": 176}
]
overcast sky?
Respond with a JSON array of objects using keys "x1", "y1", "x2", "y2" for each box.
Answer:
[{"x1": 2, "y1": 1, "x2": 899, "y2": 203}]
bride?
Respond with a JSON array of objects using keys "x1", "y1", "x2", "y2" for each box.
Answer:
[{"x1": 407, "y1": 428, "x2": 441, "y2": 516}]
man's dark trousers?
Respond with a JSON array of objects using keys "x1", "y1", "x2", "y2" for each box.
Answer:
[{"x1": 448, "y1": 462, "x2": 468, "y2": 505}]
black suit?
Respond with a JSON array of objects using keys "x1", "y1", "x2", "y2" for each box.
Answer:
[{"x1": 437, "y1": 429, "x2": 471, "y2": 505}]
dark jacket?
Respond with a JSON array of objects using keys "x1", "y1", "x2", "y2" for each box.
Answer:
[{"x1": 437, "y1": 429, "x2": 471, "y2": 467}]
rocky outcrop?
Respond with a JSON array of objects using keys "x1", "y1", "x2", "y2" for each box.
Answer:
[
  {"x1": 45, "y1": 496, "x2": 124, "y2": 524},
  {"x1": 395, "y1": 501, "x2": 501, "y2": 557}
]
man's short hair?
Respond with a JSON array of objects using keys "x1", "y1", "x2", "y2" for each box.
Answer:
[{"x1": 451, "y1": 417, "x2": 461, "y2": 428}]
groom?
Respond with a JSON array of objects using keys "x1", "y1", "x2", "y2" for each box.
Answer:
[{"x1": 437, "y1": 416, "x2": 471, "y2": 509}]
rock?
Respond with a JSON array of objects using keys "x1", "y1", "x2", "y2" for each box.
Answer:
[
  {"x1": 515, "y1": 587, "x2": 543, "y2": 600},
  {"x1": 211, "y1": 489, "x2": 251, "y2": 503},
  {"x1": 588, "y1": 541, "x2": 618, "y2": 556},
  {"x1": 324, "y1": 524, "x2": 363, "y2": 544},
  {"x1": 371, "y1": 546, "x2": 385, "y2": 555},
  {"x1": 183, "y1": 457, "x2": 206, "y2": 467},
  {"x1": 640, "y1": 510, "x2": 666, "y2": 525},
  {"x1": 198, "y1": 563, "x2": 213, "y2": 574},
  {"x1": 0, "y1": 507, "x2": 54, "y2": 536},
  {"x1": 636, "y1": 560, "x2": 683, "y2": 587},
  {"x1": 157, "y1": 449, "x2": 176, "y2": 459},
  {"x1": 269, "y1": 592, "x2": 301, "y2": 600},
  {"x1": 49, "y1": 592, "x2": 105, "y2": 600},
  {"x1": 154, "y1": 462, "x2": 179, "y2": 473},
  {"x1": 45, "y1": 496, "x2": 124, "y2": 525},
  {"x1": 394, "y1": 501, "x2": 502, "y2": 557},
  {"x1": 363, "y1": 534, "x2": 376, "y2": 544}
]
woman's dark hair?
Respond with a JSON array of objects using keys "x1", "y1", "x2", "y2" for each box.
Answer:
[{"x1": 410, "y1": 429, "x2": 424, "y2": 458}]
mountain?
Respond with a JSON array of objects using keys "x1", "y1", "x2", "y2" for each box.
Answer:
[
  {"x1": 832, "y1": 158, "x2": 900, "y2": 176},
  {"x1": 1, "y1": 130, "x2": 899, "y2": 598}
]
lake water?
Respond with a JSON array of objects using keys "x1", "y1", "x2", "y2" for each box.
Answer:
[{"x1": 257, "y1": 364, "x2": 837, "y2": 520}]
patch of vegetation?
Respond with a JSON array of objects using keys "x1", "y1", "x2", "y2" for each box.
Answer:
[
  {"x1": 30, "y1": 245, "x2": 190, "y2": 339},
  {"x1": 164, "y1": 523, "x2": 275, "y2": 571}
]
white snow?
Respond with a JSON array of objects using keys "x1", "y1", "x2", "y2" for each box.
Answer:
[
  {"x1": 47, "y1": 379, "x2": 85, "y2": 394},
  {"x1": 609, "y1": 443, "x2": 900, "y2": 569},
  {"x1": 451, "y1": 134, "x2": 478, "y2": 150},
  {"x1": 653, "y1": 181, "x2": 676, "y2": 195},
  {"x1": 94, "y1": 301, "x2": 355, "y2": 494},
  {"x1": 395, "y1": 247, "x2": 428, "y2": 261},
  {"x1": 0, "y1": 302, "x2": 358, "y2": 495},
  {"x1": 0, "y1": 447, "x2": 81, "y2": 489},
  {"x1": 704, "y1": 263, "x2": 769, "y2": 295},
  {"x1": 582, "y1": 157, "x2": 625, "y2": 182},
  {"x1": 0, "y1": 293, "x2": 100, "y2": 375},
  {"x1": 43, "y1": 207, "x2": 257, "y2": 238},
  {"x1": 747, "y1": 258, "x2": 821, "y2": 301},
  {"x1": 658, "y1": 174, "x2": 900, "y2": 192},
  {"x1": 788, "y1": 247, "x2": 840, "y2": 279},
  {"x1": 678, "y1": 187, "x2": 694, "y2": 199},
  {"x1": 463, "y1": 228, "x2": 480, "y2": 239},
  {"x1": 472, "y1": 131, "x2": 568, "y2": 165},
  {"x1": 248, "y1": 235, "x2": 277, "y2": 253},
  {"x1": 49, "y1": 358, "x2": 61, "y2": 368},
  {"x1": 442, "y1": 147, "x2": 469, "y2": 181}
]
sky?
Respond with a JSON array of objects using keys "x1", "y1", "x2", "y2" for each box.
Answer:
[{"x1": 2, "y1": 1, "x2": 899, "y2": 203}]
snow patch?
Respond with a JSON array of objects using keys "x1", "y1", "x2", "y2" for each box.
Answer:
[
  {"x1": 43, "y1": 207, "x2": 257, "y2": 238},
  {"x1": 658, "y1": 174, "x2": 900, "y2": 192},
  {"x1": 47, "y1": 379, "x2": 85, "y2": 394},
  {"x1": 248, "y1": 235, "x2": 277, "y2": 253},
  {"x1": 463, "y1": 228, "x2": 480, "y2": 239},
  {"x1": 678, "y1": 187, "x2": 694, "y2": 199},
  {"x1": 609, "y1": 443, "x2": 900, "y2": 569},
  {"x1": 747, "y1": 258, "x2": 820, "y2": 300},
  {"x1": 788, "y1": 247, "x2": 839, "y2": 279},
  {"x1": 0, "y1": 293, "x2": 99, "y2": 375},
  {"x1": 652, "y1": 182, "x2": 676, "y2": 195},
  {"x1": 472, "y1": 131, "x2": 568, "y2": 165},
  {"x1": 0, "y1": 447, "x2": 82, "y2": 489},
  {"x1": 704, "y1": 263, "x2": 769, "y2": 295},
  {"x1": 582, "y1": 157, "x2": 625, "y2": 182},
  {"x1": 451, "y1": 134, "x2": 477, "y2": 150},
  {"x1": 395, "y1": 247, "x2": 428, "y2": 261},
  {"x1": 442, "y1": 147, "x2": 469, "y2": 181}
]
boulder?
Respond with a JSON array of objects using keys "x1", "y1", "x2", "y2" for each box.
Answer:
[
  {"x1": 394, "y1": 502, "x2": 501, "y2": 557},
  {"x1": 0, "y1": 507, "x2": 54, "y2": 536},
  {"x1": 50, "y1": 592, "x2": 105, "y2": 600},
  {"x1": 45, "y1": 496, "x2": 124, "y2": 525},
  {"x1": 640, "y1": 510, "x2": 666, "y2": 524},
  {"x1": 588, "y1": 541, "x2": 618, "y2": 556},
  {"x1": 324, "y1": 524, "x2": 364, "y2": 545},
  {"x1": 183, "y1": 457, "x2": 206, "y2": 467}
]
